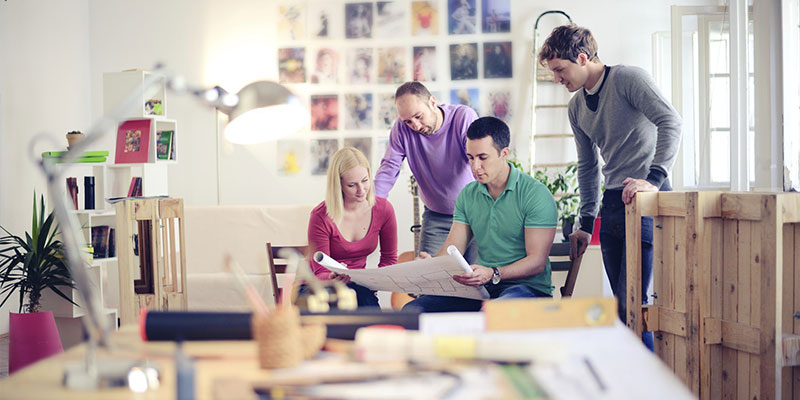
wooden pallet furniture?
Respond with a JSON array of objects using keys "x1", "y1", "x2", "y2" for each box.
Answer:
[
  {"x1": 115, "y1": 198, "x2": 188, "y2": 325},
  {"x1": 626, "y1": 191, "x2": 800, "y2": 399}
]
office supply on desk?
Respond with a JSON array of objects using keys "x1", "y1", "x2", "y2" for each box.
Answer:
[
  {"x1": 223, "y1": 254, "x2": 270, "y2": 316},
  {"x1": 140, "y1": 310, "x2": 252, "y2": 341},
  {"x1": 252, "y1": 306, "x2": 305, "y2": 369},
  {"x1": 484, "y1": 297, "x2": 616, "y2": 331},
  {"x1": 313, "y1": 245, "x2": 490, "y2": 300}
]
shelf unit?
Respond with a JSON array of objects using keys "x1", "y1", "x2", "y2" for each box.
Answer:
[{"x1": 40, "y1": 69, "x2": 177, "y2": 349}]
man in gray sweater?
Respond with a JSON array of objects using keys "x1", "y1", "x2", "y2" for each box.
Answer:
[{"x1": 539, "y1": 25, "x2": 682, "y2": 349}]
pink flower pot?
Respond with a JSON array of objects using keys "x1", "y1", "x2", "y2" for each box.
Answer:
[{"x1": 9, "y1": 311, "x2": 63, "y2": 374}]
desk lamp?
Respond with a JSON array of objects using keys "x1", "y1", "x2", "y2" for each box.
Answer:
[{"x1": 32, "y1": 64, "x2": 307, "y2": 390}]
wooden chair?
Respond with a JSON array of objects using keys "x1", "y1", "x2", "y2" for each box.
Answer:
[
  {"x1": 265, "y1": 243, "x2": 308, "y2": 305},
  {"x1": 549, "y1": 242, "x2": 584, "y2": 297}
]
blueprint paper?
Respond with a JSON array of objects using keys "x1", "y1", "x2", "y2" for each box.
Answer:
[{"x1": 313, "y1": 246, "x2": 490, "y2": 300}]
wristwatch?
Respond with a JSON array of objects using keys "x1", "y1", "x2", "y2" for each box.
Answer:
[{"x1": 490, "y1": 267, "x2": 501, "y2": 284}]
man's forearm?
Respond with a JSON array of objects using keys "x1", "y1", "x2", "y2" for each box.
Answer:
[{"x1": 496, "y1": 255, "x2": 547, "y2": 280}]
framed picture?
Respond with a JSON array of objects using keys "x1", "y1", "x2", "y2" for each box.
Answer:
[
  {"x1": 345, "y1": 2, "x2": 373, "y2": 39},
  {"x1": 345, "y1": 93, "x2": 373, "y2": 129},
  {"x1": 448, "y1": 0, "x2": 477, "y2": 35},
  {"x1": 411, "y1": 1, "x2": 439, "y2": 36},
  {"x1": 484, "y1": 42, "x2": 512, "y2": 78},
  {"x1": 450, "y1": 88, "x2": 479, "y2": 114},
  {"x1": 115, "y1": 119, "x2": 152, "y2": 164},
  {"x1": 413, "y1": 46, "x2": 437, "y2": 82},
  {"x1": 482, "y1": 0, "x2": 511, "y2": 33},
  {"x1": 450, "y1": 43, "x2": 478, "y2": 80}
]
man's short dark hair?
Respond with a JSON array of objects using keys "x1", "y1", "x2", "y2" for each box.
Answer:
[
  {"x1": 538, "y1": 24, "x2": 599, "y2": 67},
  {"x1": 395, "y1": 81, "x2": 432, "y2": 100},
  {"x1": 466, "y1": 117, "x2": 510, "y2": 153}
]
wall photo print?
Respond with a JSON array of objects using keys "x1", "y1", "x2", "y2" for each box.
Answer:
[
  {"x1": 377, "y1": 93, "x2": 397, "y2": 129},
  {"x1": 450, "y1": 43, "x2": 478, "y2": 80},
  {"x1": 376, "y1": 1, "x2": 407, "y2": 38},
  {"x1": 488, "y1": 90, "x2": 512, "y2": 122},
  {"x1": 482, "y1": 0, "x2": 511, "y2": 33},
  {"x1": 311, "y1": 48, "x2": 340, "y2": 84},
  {"x1": 411, "y1": 1, "x2": 438, "y2": 36},
  {"x1": 345, "y1": 3, "x2": 373, "y2": 39},
  {"x1": 448, "y1": 0, "x2": 477, "y2": 35},
  {"x1": 484, "y1": 42, "x2": 512, "y2": 78},
  {"x1": 377, "y1": 47, "x2": 406, "y2": 84},
  {"x1": 311, "y1": 95, "x2": 339, "y2": 131},
  {"x1": 345, "y1": 93, "x2": 373, "y2": 129},
  {"x1": 413, "y1": 46, "x2": 437, "y2": 82},
  {"x1": 278, "y1": 48, "x2": 306, "y2": 83},
  {"x1": 311, "y1": 139, "x2": 339, "y2": 175},
  {"x1": 277, "y1": 140, "x2": 305, "y2": 175},
  {"x1": 308, "y1": 2, "x2": 342, "y2": 39},
  {"x1": 450, "y1": 88, "x2": 479, "y2": 114},
  {"x1": 278, "y1": 4, "x2": 305, "y2": 40},
  {"x1": 347, "y1": 48, "x2": 373, "y2": 84},
  {"x1": 344, "y1": 137, "x2": 373, "y2": 163}
]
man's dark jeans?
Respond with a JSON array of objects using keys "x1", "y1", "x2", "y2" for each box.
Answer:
[{"x1": 598, "y1": 184, "x2": 669, "y2": 351}]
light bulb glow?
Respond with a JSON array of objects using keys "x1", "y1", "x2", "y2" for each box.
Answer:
[{"x1": 224, "y1": 103, "x2": 308, "y2": 144}]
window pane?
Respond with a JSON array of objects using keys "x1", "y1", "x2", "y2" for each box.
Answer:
[
  {"x1": 710, "y1": 77, "x2": 730, "y2": 128},
  {"x1": 748, "y1": 130, "x2": 755, "y2": 180},
  {"x1": 709, "y1": 21, "x2": 729, "y2": 74},
  {"x1": 710, "y1": 130, "x2": 730, "y2": 182}
]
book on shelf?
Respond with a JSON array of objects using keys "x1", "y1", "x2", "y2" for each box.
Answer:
[
  {"x1": 156, "y1": 130, "x2": 174, "y2": 160},
  {"x1": 108, "y1": 228, "x2": 116, "y2": 258},
  {"x1": 127, "y1": 177, "x2": 143, "y2": 197},
  {"x1": 90, "y1": 225, "x2": 111, "y2": 259},
  {"x1": 115, "y1": 119, "x2": 152, "y2": 163}
]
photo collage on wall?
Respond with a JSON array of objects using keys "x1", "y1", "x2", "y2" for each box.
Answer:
[{"x1": 275, "y1": 0, "x2": 513, "y2": 176}]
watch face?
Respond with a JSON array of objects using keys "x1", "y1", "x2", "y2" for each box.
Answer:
[{"x1": 491, "y1": 268, "x2": 501, "y2": 284}]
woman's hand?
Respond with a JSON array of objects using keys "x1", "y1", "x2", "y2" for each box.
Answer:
[{"x1": 329, "y1": 267, "x2": 351, "y2": 283}]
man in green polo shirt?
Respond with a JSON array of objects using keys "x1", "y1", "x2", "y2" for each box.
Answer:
[{"x1": 403, "y1": 116, "x2": 558, "y2": 312}]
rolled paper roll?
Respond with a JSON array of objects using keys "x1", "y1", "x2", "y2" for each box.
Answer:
[{"x1": 313, "y1": 251, "x2": 348, "y2": 271}]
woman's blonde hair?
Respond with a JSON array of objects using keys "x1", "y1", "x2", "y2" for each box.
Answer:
[{"x1": 325, "y1": 146, "x2": 375, "y2": 224}]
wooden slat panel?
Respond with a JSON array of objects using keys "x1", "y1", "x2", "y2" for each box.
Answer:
[
  {"x1": 660, "y1": 217, "x2": 675, "y2": 370},
  {"x1": 782, "y1": 197, "x2": 800, "y2": 223},
  {"x1": 737, "y1": 221, "x2": 752, "y2": 398},
  {"x1": 672, "y1": 217, "x2": 689, "y2": 386},
  {"x1": 645, "y1": 306, "x2": 688, "y2": 337},
  {"x1": 159, "y1": 198, "x2": 183, "y2": 218},
  {"x1": 721, "y1": 219, "x2": 739, "y2": 399},
  {"x1": 115, "y1": 200, "x2": 137, "y2": 326},
  {"x1": 708, "y1": 218, "x2": 724, "y2": 400},
  {"x1": 625, "y1": 198, "x2": 644, "y2": 334},
  {"x1": 132, "y1": 199, "x2": 157, "y2": 220},
  {"x1": 760, "y1": 196, "x2": 780, "y2": 398},
  {"x1": 793, "y1": 225, "x2": 800, "y2": 397},
  {"x1": 781, "y1": 223, "x2": 794, "y2": 399},
  {"x1": 698, "y1": 191, "x2": 722, "y2": 218},
  {"x1": 721, "y1": 193, "x2": 763, "y2": 221},
  {"x1": 658, "y1": 192, "x2": 688, "y2": 217},
  {"x1": 653, "y1": 216, "x2": 667, "y2": 359},
  {"x1": 703, "y1": 318, "x2": 762, "y2": 354},
  {"x1": 637, "y1": 192, "x2": 659, "y2": 217},
  {"x1": 751, "y1": 221, "x2": 762, "y2": 399},
  {"x1": 684, "y1": 193, "x2": 701, "y2": 395}
]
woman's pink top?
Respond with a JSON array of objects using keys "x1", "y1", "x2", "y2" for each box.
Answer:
[{"x1": 307, "y1": 197, "x2": 398, "y2": 280}]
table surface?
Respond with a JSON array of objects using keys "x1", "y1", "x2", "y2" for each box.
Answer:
[{"x1": 0, "y1": 319, "x2": 696, "y2": 400}]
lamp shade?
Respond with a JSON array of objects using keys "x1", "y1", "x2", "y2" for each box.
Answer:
[{"x1": 222, "y1": 81, "x2": 308, "y2": 144}]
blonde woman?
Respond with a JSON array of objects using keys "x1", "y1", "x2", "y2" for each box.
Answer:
[{"x1": 307, "y1": 147, "x2": 397, "y2": 307}]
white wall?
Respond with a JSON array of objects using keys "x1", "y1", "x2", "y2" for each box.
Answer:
[
  {"x1": 0, "y1": 0, "x2": 716, "y2": 334},
  {"x1": 0, "y1": 1, "x2": 92, "y2": 334}
]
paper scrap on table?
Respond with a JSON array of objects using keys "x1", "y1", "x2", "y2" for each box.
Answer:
[{"x1": 313, "y1": 245, "x2": 490, "y2": 300}]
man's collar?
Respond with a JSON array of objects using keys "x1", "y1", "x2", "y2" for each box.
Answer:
[{"x1": 478, "y1": 162, "x2": 519, "y2": 197}]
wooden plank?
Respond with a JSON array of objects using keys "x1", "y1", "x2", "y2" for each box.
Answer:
[
  {"x1": 132, "y1": 199, "x2": 157, "y2": 220},
  {"x1": 721, "y1": 193, "x2": 763, "y2": 221},
  {"x1": 783, "y1": 334, "x2": 800, "y2": 366},
  {"x1": 781, "y1": 223, "x2": 793, "y2": 398},
  {"x1": 751, "y1": 221, "x2": 762, "y2": 400},
  {"x1": 660, "y1": 216, "x2": 676, "y2": 371},
  {"x1": 658, "y1": 192, "x2": 688, "y2": 217},
  {"x1": 760, "y1": 195, "x2": 781, "y2": 399},
  {"x1": 672, "y1": 216, "x2": 689, "y2": 388},
  {"x1": 176, "y1": 201, "x2": 188, "y2": 302},
  {"x1": 707, "y1": 216, "x2": 725, "y2": 400},
  {"x1": 703, "y1": 318, "x2": 761, "y2": 354},
  {"x1": 645, "y1": 306, "x2": 688, "y2": 337},
  {"x1": 115, "y1": 200, "x2": 137, "y2": 326},
  {"x1": 653, "y1": 215, "x2": 668, "y2": 362},
  {"x1": 159, "y1": 198, "x2": 183, "y2": 218},
  {"x1": 168, "y1": 218, "x2": 178, "y2": 292},
  {"x1": 637, "y1": 191, "x2": 659, "y2": 217},
  {"x1": 483, "y1": 297, "x2": 617, "y2": 330},
  {"x1": 698, "y1": 191, "x2": 722, "y2": 218},
  {"x1": 721, "y1": 218, "x2": 739, "y2": 400},
  {"x1": 782, "y1": 196, "x2": 800, "y2": 223},
  {"x1": 683, "y1": 193, "x2": 701, "y2": 395},
  {"x1": 793, "y1": 224, "x2": 800, "y2": 398},
  {"x1": 625, "y1": 197, "x2": 644, "y2": 335},
  {"x1": 737, "y1": 220, "x2": 752, "y2": 399}
]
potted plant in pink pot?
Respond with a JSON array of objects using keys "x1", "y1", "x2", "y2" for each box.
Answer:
[{"x1": 0, "y1": 193, "x2": 75, "y2": 374}]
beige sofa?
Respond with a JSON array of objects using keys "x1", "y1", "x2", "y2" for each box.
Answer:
[{"x1": 183, "y1": 204, "x2": 315, "y2": 311}]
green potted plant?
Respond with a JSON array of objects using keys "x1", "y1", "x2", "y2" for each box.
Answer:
[
  {"x1": 0, "y1": 193, "x2": 75, "y2": 373},
  {"x1": 509, "y1": 156, "x2": 580, "y2": 241}
]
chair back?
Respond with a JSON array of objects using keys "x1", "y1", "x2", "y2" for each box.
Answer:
[
  {"x1": 549, "y1": 242, "x2": 584, "y2": 297},
  {"x1": 266, "y1": 243, "x2": 309, "y2": 305}
]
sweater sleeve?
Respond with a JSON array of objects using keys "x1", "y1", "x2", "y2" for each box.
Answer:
[
  {"x1": 373, "y1": 123, "x2": 406, "y2": 198},
  {"x1": 622, "y1": 67, "x2": 682, "y2": 188},
  {"x1": 377, "y1": 199, "x2": 398, "y2": 268},
  {"x1": 307, "y1": 209, "x2": 334, "y2": 281},
  {"x1": 569, "y1": 101, "x2": 603, "y2": 233}
]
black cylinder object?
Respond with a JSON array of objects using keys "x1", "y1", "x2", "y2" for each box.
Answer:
[
  {"x1": 84, "y1": 176, "x2": 95, "y2": 210},
  {"x1": 141, "y1": 310, "x2": 252, "y2": 341}
]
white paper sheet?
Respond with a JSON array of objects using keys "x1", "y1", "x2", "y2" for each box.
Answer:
[{"x1": 313, "y1": 246, "x2": 490, "y2": 300}]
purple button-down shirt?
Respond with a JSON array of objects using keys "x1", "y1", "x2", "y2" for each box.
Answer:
[{"x1": 374, "y1": 104, "x2": 477, "y2": 215}]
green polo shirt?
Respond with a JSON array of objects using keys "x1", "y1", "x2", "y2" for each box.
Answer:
[{"x1": 453, "y1": 164, "x2": 558, "y2": 295}]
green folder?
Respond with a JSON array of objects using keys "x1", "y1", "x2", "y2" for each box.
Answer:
[{"x1": 41, "y1": 150, "x2": 110, "y2": 158}]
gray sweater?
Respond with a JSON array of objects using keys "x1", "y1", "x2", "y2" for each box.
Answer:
[{"x1": 568, "y1": 65, "x2": 682, "y2": 227}]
